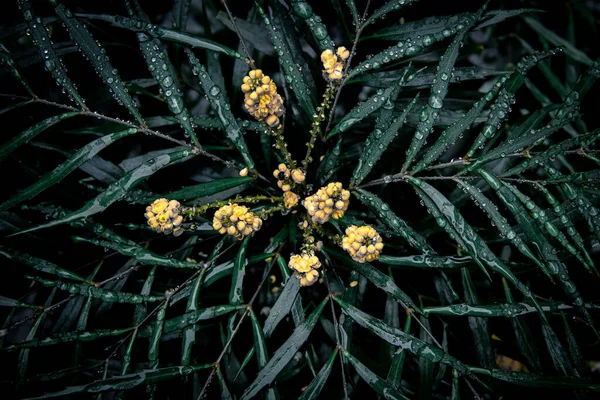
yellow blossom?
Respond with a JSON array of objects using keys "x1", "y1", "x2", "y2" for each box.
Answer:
[
  {"x1": 284, "y1": 191, "x2": 300, "y2": 208},
  {"x1": 239, "y1": 168, "x2": 248, "y2": 177},
  {"x1": 341, "y1": 225, "x2": 384, "y2": 263},
  {"x1": 320, "y1": 47, "x2": 348, "y2": 81},
  {"x1": 145, "y1": 198, "x2": 184, "y2": 236},
  {"x1": 213, "y1": 204, "x2": 262, "y2": 240},
  {"x1": 241, "y1": 69, "x2": 284, "y2": 127},
  {"x1": 274, "y1": 163, "x2": 293, "y2": 192},
  {"x1": 303, "y1": 182, "x2": 350, "y2": 224},
  {"x1": 291, "y1": 168, "x2": 305, "y2": 184},
  {"x1": 337, "y1": 46, "x2": 350, "y2": 60},
  {"x1": 289, "y1": 252, "x2": 321, "y2": 287}
]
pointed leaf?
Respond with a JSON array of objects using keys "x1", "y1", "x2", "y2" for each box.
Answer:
[
  {"x1": 240, "y1": 297, "x2": 327, "y2": 399},
  {"x1": 402, "y1": 5, "x2": 485, "y2": 172},
  {"x1": 343, "y1": 349, "x2": 410, "y2": 400},
  {"x1": 0, "y1": 128, "x2": 138, "y2": 211},
  {"x1": 186, "y1": 49, "x2": 254, "y2": 169},
  {"x1": 15, "y1": 149, "x2": 193, "y2": 235},
  {"x1": 18, "y1": 0, "x2": 86, "y2": 108},
  {"x1": 49, "y1": 1, "x2": 144, "y2": 125},
  {"x1": 351, "y1": 93, "x2": 418, "y2": 185},
  {"x1": 298, "y1": 347, "x2": 338, "y2": 400}
]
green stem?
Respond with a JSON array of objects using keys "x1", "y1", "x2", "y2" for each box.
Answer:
[{"x1": 303, "y1": 85, "x2": 335, "y2": 171}]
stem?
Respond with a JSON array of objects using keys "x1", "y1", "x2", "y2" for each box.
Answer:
[
  {"x1": 197, "y1": 249, "x2": 282, "y2": 399},
  {"x1": 220, "y1": 0, "x2": 256, "y2": 69},
  {"x1": 324, "y1": 0, "x2": 373, "y2": 135},
  {"x1": 184, "y1": 195, "x2": 282, "y2": 218},
  {"x1": 303, "y1": 85, "x2": 335, "y2": 171},
  {"x1": 267, "y1": 123, "x2": 297, "y2": 170},
  {"x1": 322, "y1": 272, "x2": 349, "y2": 399}
]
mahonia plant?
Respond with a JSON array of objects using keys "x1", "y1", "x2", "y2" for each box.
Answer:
[{"x1": 0, "y1": 1, "x2": 599, "y2": 399}]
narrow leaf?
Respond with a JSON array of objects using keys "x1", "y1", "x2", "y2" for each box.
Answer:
[
  {"x1": 0, "y1": 128, "x2": 138, "y2": 211},
  {"x1": 402, "y1": 5, "x2": 485, "y2": 172},
  {"x1": 240, "y1": 297, "x2": 327, "y2": 399},
  {"x1": 351, "y1": 93, "x2": 418, "y2": 185},
  {"x1": 14, "y1": 149, "x2": 193, "y2": 235},
  {"x1": 354, "y1": 189, "x2": 432, "y2": 253},
  {"x1": 297, "y1": 347, "x2": 338, "y2": 400},
  {"x1": 344, "y1": 349, "x2": 410, "y2": 400},
  {"x1": 18, "y1": 0, "x2": 86, "y2": 108},
  {"x1": 0, "y1": 112, "x2": 80, "y2": 161},
  {"x1": 256, "y1": 2, "x2": 316, "y2": 118},
  {"x1": 49, "y1": 1, "x2": 144, "y2": 125},
  {"x1": 186, "y1": 49, "x2": 254, "y2": 169}
]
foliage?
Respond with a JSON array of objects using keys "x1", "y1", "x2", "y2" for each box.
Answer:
[{"x1": 0, "y1": 0, "x2": 599, "y2": 398}]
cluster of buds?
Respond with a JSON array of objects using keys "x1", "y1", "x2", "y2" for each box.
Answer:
[
  {"x1": 303, "y1": 182, "x2": 350, "y2": 224},
  {"x1": 145, "y1": 199, "x2": 184, "y2": 236},
  {"x1": 342, "y1": 225, "x2": 384, "y2": 263},
  {"x1": 321, "y1": 47, "x2": 350, "y2": 80},
  {"x1": 212, "y1": 204, "x2": 262, "y2": 240},
  {"x1": 289, "y1": 252, "x2": 321, "y2": 286},
  {"x1": 273, "y1": 163, "x2": 305, "y2": 191},
  {"x1": 273, "y1": 163, "x2": 305, "y2": 209},
  {"x1": 284, "y1": 191, "x2": 300, "y2": 208},
  {"x1": 241, "y1": 69, "x2": 284, "y2": 128}
]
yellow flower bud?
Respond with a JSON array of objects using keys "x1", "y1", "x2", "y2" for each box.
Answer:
[
  {"x1": 337, "y1": 46, "x2": 350, "y2": 60},
  {"x1": 284, "y1": 191, "x2": 300, "y2": 208},
  {"x1": 146, "y1": 199, "x2": 184, "y2": 235},
  {"x1": 341, "y1": 225, "x2": 383, "y2": 263},
  {"x1": 239, "y1": 167, "x2": 249, "y2": 177},
  {"x1": 291, "y1": 169, "x2": 305, "y2": 183}
]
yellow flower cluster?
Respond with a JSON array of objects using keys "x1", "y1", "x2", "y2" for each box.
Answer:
[
  {"x1": 273, "y1": 163, "x2": 291, "y2": 192},
  {"x1": 342, "y1": 225, "x2": 384, "y2": 263},
  {"x1": 303, "y1": 182, "x2": 350, "y2": 224},
  {"x1": 212, "y1": 204, "x2": 262, "y2": 240},
  {"x1": 145, "y1": 198, "x2": 184, "y2": 236},
  {"x1": 241, "y1": 69, "x2": 284, "y2": 127},
  {"x1": 284, "y1": 191, "x2": 300, "y2": 208},
  {"x1": 289, "y1": 252, "x2": 321, "y2": 286},
  {"x1": 273, "y1": 163, "x2": 305, "y2": 192},
  {"x1": 321, "y1": 47, "x2": 350, "y2": 80}
]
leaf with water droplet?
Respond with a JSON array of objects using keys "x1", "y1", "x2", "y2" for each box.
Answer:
[
  {"x1": 130, "y1": 4, "x2": 199, "y2": 145},
  {"x1": 240, "y1": 297, "x2": 327, "y2": 400},
  {"x1": 352, "y1": 93, "x2": 418, "y2": 185},
  {"x1": 18, "y1": 364, "x2": 212, "y2": 398},
  {"x1": 461, "y1": 268, "x2": 496, "y2": 368},
  {"x1": 503, "y1": 128, "x2": 600, "y2": 177},
  {"x1": 18, "y1": 0, "x2": 86, "y2": 108},
  {"x1": 466, "y1": 48, "x2": 560, "y2": 158},
  {"x1": 354, "y1": 189, "x2": 431, "y2": 253},
  {"x1": 348, "y1": 65, "x2": 506, "y2": 88},
  {"x1": 0, "y1": 128, "x2": 138, "y2": 212},
  {"x1": 343, "y1": 348, "x2": 411, "y2": 400},
  {"x1": 325, "y1": 246, "x2": 420, "y2": 312},
  {"x1": 523, "y1": 16, "x2": 594, "y2": 66},
  {"x1": 407, "y1": 176, "x2": 551, "y2": 321},
  {"x1": 0, "y1": 247, "x2": 90, "y2": 283},
  {"x1": 0, "y1": 112, "x2": 81, "y2": 161},
  {"x1": 298, "y1": 347, "x2": 338, "y2": 400},
  {"x1": 73, "y1": 13, "x2": 244, "y2": 59},
  {"x1": 402, "y1": 4, "x2": 486, "y2": 172},
  {"x1": 288, "y1": 0, "x2": 335, "y2": 52},
  {"x1": 50, "y1": 2, "x2": 144, "y2": 125},
  {"x1": 333, "y1": 296, "x2": 468, "y2": 373},
  {"x1": 456, "y1": 179, "x2": 551, "y2": 279},
  {"x1": 256, "y1": 3, "x2": 316, "y2": 118},
  {"x1": 12, "y1": 149, "x2": 193, "y2": 236},
  {"x1": 364, "y1": 0, "x2": 421, "y2": 28},
  {"x1": 186, "y1": 49, "x2": 254, "y2": 169}
]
